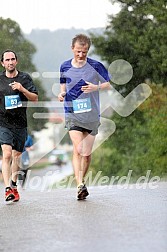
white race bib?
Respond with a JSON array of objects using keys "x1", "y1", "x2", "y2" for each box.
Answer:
[
  {"x1": 5, "y1": 95, "x2": 22, "y2": 109},
  {"x1": 72, "y1": 98, "x2": 92, "y2": 113}
]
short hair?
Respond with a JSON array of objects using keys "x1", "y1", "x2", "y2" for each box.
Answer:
[
  {"x1": 72, "y1": 34, "x2": 91, "y2": 49},
  {"x1": 1, "y1": 49, "x2": 17, "y2": 62}
]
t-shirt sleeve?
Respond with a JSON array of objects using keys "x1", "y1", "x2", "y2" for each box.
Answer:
[
  {"x1": 60, "y1": 64, "x2": 66, "y2": 84},
  {"x1": 24, "y1": 74, "x2": 38, "y2": 94},
  {"x1": 96, "y1": 62, "x2": 111, "y2": 83}
]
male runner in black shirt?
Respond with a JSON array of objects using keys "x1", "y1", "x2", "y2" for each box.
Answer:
[{"x1": 0, "y1": 49, "x2": 38, "y2": 204}]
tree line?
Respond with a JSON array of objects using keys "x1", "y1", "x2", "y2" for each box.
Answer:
[{"x1": 90, "y1": 0, "x2": 167, "y2": 179}]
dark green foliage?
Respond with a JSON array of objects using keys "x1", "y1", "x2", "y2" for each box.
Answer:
[
  {"x1": 90, "y1": 0, "x2": 167, "y2": 179},
  {"x1": 91, "y1": 84, "x2": 167, "y2": 179},
  {"x1": 90, "y1": 0, "x2": 167, "y2": 94}
]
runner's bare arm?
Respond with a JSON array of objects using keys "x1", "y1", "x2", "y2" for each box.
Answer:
[
  {"x1": 81, "y1": 81, "x2": 111, "y2": 93},
  {"x1": 58, "y1": 83, "x2": 66, "y2": 102},
  {"x1": 9, "y1": 81, "x2": 38, "y2": 101}
]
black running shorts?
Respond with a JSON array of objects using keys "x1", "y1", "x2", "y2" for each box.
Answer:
[
  {"x1": 69, "y1": 125, "x2": 92, "y2": 134},
  {"x1": 65, "y1": 120, "x2": 100, "y2": 136},
  {"x1": 0, "y1": 126, "x2": 27, "y2": 152}
]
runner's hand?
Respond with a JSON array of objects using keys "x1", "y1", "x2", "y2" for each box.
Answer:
[
  {"x1": 9, "y1": 81, "x2": 23, "y2": 91},
  {"x1": 58, "y1": 92, "x2": 66, "y2": 102},
  {"x1": 81, "y1": 81, "x2": 98, "y2": 93}
]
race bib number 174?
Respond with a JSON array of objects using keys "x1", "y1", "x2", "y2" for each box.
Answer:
[{"x1": 72, "y1": 98, "x2": 92, "y2": 113}]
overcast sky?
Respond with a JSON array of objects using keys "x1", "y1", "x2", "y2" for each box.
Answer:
[{"x1": 0, "y1": 0, "x2": 120, "y2": 33}]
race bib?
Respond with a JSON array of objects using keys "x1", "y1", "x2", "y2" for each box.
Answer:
[
  {"x1": 5, "y1": 95, "x2": 22, "y2": 109},
  {"x1": 72, "y1": 98, "x2": 92, "y2": 113}
]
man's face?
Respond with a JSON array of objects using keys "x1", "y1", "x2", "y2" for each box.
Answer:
[
  {"x1": 72, "y1": 42, "x2": 89, "y2": 63},
  {"x1": 1, "y1": 52, "x2": 18, "y2": 73}
]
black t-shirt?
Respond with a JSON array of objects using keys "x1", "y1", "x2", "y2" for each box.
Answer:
[{"x1": 0, "y1": 71, "x2": 38, "y2": 128}]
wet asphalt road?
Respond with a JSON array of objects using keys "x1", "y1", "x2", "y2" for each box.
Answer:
[{"x1": 0, "y1": 175, "x2": 167, "y2": 252}]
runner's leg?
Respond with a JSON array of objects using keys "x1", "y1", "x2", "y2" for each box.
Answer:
[
  {"x1": 11, "y1": 150, "x2": 22, "y2": 183},
  {"x1": 69, "y1": 130, "x2": 95, "y2": 185},
  {"x1": 1, "y1": 144, "x2": 12, "y2": 187}
]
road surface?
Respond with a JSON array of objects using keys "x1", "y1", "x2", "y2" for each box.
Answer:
[{"x1": 0, "y1": 168, "x2": 166, "y2": 252}]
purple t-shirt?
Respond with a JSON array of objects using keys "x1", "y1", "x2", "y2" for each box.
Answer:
[{"x1": 60, "y1": 57, "x2": 110, "y2": 123}]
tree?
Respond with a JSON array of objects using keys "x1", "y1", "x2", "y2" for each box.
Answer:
[
  {"x1": 138, "y1": 84, "x2": 167, "y2": 176},
  {"x1": 91, "y1": 84, "x2": 167, "y2": 179},
  {"x1": 0, "y1": 17, "x2": 49, "y2": 132},
  {"x1": 89, "y1": 1, "x2": 167, "y2": 179},
  {"x1": 90, "y1": 0, "x2": 167, "y2": 93}
]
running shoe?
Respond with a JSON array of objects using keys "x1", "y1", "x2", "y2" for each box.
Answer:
[
  {"x1": 12, "y1": 187, "x2": 20, "y2": 202},
  {"x1": 5, "y1": 187, "x2": 15, "y2": 203},
  {"x1": 77, "y1": 184, "x2": 89, "y2": 200}
]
